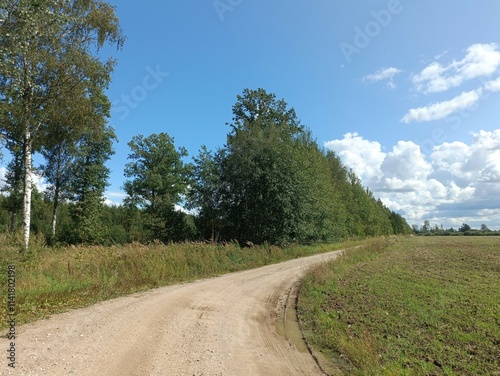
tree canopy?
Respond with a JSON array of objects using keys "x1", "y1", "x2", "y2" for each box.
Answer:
[
  {"x1": 0, "y1": 0, "x2": 124, "y2": 249},
  {"x1": 123, "y1": 133, "x2": 192, "y2": 242},
  {"x1": 188, "y1": 88, "x2": 412, "y2": 245}
]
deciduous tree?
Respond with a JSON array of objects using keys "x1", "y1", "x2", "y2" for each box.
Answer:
[
  {"x1": 65, "y1": 124, "x2": 115, "y2": 244},
  {"x1": 123, "y1": 133, "x2": 192, "y2": 242},
  {"x1": 188, "y1": 146, "x2": 226, "y2": 241},
  {"x1": 219, "y1": 89, "x2": 326, "y2": 244},
  {"x1": 0, "y1": 0, "x2": 123, "y2": 250}
]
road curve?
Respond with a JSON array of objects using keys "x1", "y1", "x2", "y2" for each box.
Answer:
[{"x1": 2, "y1": 249, "x2": 344, "y2": 376}]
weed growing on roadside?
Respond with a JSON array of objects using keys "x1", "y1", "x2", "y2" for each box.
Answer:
[{"x1": 0, "y1": 238, "x2": 368, "y2": 329}]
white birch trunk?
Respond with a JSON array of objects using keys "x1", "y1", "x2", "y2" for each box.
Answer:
[
  {"x1": 23, "y1": 130, "x2": 33, "y2": 251},
  {"x1": 51, "y1": 205, "x2": 57, "y2": 239},
  {"x1": 51, "y1": 149, "x2": 62, "y2": 240}
]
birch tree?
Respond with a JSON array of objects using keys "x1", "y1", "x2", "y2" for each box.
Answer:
[
  {"x1": 0, "y1": 0, "x2": 123, "y2": 250},
  {"x1": 40, "y1": 73, "x2": 111, "y2": 242}
]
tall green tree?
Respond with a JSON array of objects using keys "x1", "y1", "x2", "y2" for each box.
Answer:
[
  {"x1": 218, "y1": 88, "x2": 327, "y2": 244},
  {"x1": 123, "y1": 133, "x2": 192, "y2": 242},
  {"x1": 188, "y1": 146, "x2": 226, "y2": 241},
  {"x1": 203, "y1": 88, "x2": 411, "y2": 245},
  {"x1": 40, "y1": 70, "x2": 112, "y2": 242},
  {"x1": 299, "y1": 143, "x2": 347, "y2": 243},
  {"x1": 65, "y1": 124, "x2": 115, "y2": 244},
  {"x1": 0, "y1": 0, "x2": 123, "y2": 250}
]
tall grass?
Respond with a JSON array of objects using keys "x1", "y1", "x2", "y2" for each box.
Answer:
[
  {"x1": 298, "y1": 236, "x2": 500, "y2": 375},
  {"x1": 0, "y1": 238, "x2": 366, "y2": 329}
]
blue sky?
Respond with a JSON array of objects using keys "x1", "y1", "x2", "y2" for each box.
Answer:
[
  {"x1": 103, "y1": 0, "x2": 500, "y2": 230},
  {"x1": 8, "y1": 0, "x2": 500, "y2": 230}
]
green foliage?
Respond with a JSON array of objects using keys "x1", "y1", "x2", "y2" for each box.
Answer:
[
  {"x1": 459, "y1": 223, "x2": 472, "y2": 232},
  {"x1": 389, "y1": 210, "x2": 413, "y2": 235},
  {"x1": 413, "y1": 221, "x2": 500, "y2": 236},
  {"x1": 187, "y1": 146, "x2": 225, "y2": 241},
  {"x1": 39, "y1": 74, "x2": 113, "y2": 242},
  {"x1": 0, "y1": 0, "x2": 124, "y2": 249},
  {"x1": 220, "y1": 89, "x2": 311, "y2": 243},
  {"x1": 123, "y1": 132, "x2": 192, "y2": 242},
  {"x1": 63, "y1": 125, "x2": 116, "y2": 244},
  {"x1": 189, "y1": 88, "x2": 410, "y2": 245},
  {"x1": 0, "y1": 81, "x2": 412, "y2": 246}
]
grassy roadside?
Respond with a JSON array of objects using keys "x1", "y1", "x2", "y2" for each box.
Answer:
[
  {"x1": 0, "y1": 238, "x2": 369, "y2": 330},
  {"x1": 298, "y1": 236, "x2": 500, "y2": 375}
]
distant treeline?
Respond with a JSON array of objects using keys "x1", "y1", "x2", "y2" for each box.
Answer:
[
  {"x1": 413, "y1": 221, "x2": 500, "y2": 236},
  {"x1": 0, "y1": 89, "x2": 412, "y2": 246}
]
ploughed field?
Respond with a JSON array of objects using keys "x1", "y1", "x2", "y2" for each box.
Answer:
[{"x1": 298, "y1": 236, "x2": 500, "y2": 375}]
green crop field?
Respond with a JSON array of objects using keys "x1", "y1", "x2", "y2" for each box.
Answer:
[{"x1": 298, "y1": 236, "x2": 500, "y2": 375}]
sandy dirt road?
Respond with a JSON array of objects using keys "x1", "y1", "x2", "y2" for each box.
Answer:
[{"x1": 1, "y1": 249, "x2": 345, "y2": 376}]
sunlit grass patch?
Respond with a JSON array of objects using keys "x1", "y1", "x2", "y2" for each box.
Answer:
[{"x1": 298, "y1": 237, "x2": 500, "y2": 375}]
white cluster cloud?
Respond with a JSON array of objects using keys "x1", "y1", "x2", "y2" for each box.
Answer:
[
  {"x1": 104, "y1": 191, "x2": 127, "y2": 206},
  {"x1": 324, "y1": 133, "x2": 385, "y2": 180},
  {"x1": 365, "y1": 43, "x2": 500, "y2": 123},
  {"x1": 401, "y1": 43, "x2": 500, "y2": 123},
  {"x1": 325, "y1": 130, "x2": 500, "y2": 229},
  {"x1": 412, "y1": 43, "x2": 500, "y2": 94},
  {"x1": 485, "y1": 76, "x2": 500, "y2": 91},
  {"x1": 401, "y1": 89, "x2": 482, "y2": 123},
  {"x1": 363, "y1": 67, "x2": 402, "y2": 89},
  {"x1": 0, "y1": 166, "x2": 7, "y2": 189},
  {"x1": 431, "y1": 130, "x2": 500, "y2": 184}
]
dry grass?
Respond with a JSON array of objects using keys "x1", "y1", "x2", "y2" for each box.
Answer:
[{"x1": 0, "y1": 238, "x2": 367, "y2": 329}]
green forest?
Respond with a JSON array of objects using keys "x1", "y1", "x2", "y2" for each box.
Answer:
[{"x1": 0, "y1": 1, "x2": 412, "y2": 250}]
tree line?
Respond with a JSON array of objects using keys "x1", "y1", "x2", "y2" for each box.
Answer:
[
  {"x1": 1, "y1": 87, "x2": 411, "y2": 246},
  {"x1": 413, "y1": 221, "x2": 500, "y2": 236},
  {"x1": 0, "y1": 1, "x2": 411, "y2": 249},
  {"x1": 185, "y1": 88, "x2": 412, "y2": 244}
]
